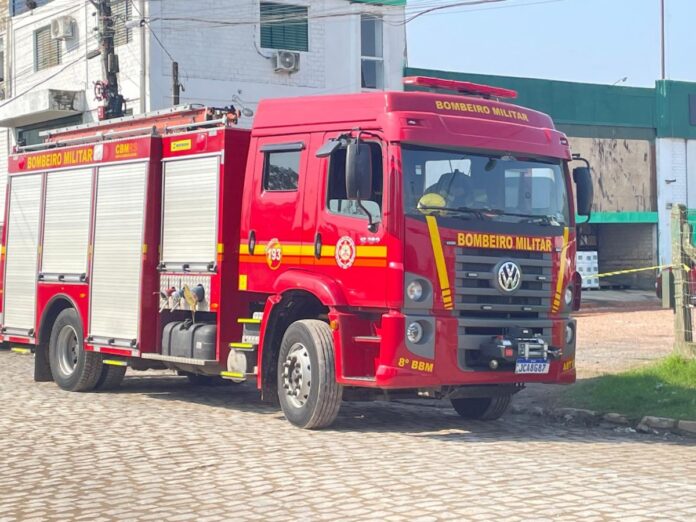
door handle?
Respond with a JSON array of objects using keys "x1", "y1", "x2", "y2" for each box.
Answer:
[
  {"x1": 248, "y1": 230, "x2": 256, "y2": 255},
  {"x1": 314, "y1": 232, "x2": 322, "y2": 259}
]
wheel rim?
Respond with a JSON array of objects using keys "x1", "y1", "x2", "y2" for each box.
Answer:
[
  {"x1": 281, "y1": 342, "x2": 311, "y2": 408},
  {"x1": 56, "y1": 324, "x2": 80, "y2": 377}
]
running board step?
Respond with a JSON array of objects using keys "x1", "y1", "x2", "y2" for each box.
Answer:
[
  {"x1": 141, "y1": 353, "x2": 219, "y2": 367},
  {"x1": 103, "y1": 359, "x2": 128, "y2": 367},
  {"x1": 229, "y1": 342, "x2": 257, "y2": 351},
  {"x1": 220, "y1": 369, "x2": 258, "y2": 381}
]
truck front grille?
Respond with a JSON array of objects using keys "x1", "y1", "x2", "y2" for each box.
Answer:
[{"x1": 454, "y1": 248, "x2": 554, "y2": 364}]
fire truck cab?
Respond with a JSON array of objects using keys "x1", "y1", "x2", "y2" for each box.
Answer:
[{"x1": 2, "y1": 78, "x2": 592, "y2": 429}]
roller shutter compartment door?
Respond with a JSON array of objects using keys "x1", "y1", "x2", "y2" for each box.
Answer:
[
  {"x1": 89, "y1": 162, "x2": 148, "y2": 344},
  {"x1": 41, "y1": 168, "x2": 92, "y2": 279},
  {"x1": 3, "y1": 174, "x2": 42, "y2": 334},
  {"x1": 161, "y1": 155, "x2": 219, "y2": 270}
]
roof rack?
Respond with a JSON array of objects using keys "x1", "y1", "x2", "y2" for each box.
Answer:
[{"x1": 15, "y1": 105, "x2": 241, "y2": 154}]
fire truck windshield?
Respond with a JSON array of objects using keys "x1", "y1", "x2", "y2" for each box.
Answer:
[{"x1": 402, "y1": 145, "x2": 570, "y2": 225}]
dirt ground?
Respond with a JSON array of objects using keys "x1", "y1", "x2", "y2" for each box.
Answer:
[
  {"x1": 574, "y1": 307, "x2": 675, "y2": 378},
  {"x1": 514, "y1": 304, "x2": 676, "y2": 410}
]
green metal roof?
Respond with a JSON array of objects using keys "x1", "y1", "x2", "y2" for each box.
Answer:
[{"x1": 405, "y1": 67, "x2": 696, "y2": 140}]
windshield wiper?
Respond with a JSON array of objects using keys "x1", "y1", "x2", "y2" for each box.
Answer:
[
  {"x1": 417, "y1": 205, "x2": 486, "y2": 219},
  {"x1": 477, "y1": 209, "x2": 561, "y2": 226}
]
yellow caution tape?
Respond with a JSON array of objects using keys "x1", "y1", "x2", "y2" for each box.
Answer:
[{"x1": 584, "y1": 263, "x2": 691, "y2": 279}]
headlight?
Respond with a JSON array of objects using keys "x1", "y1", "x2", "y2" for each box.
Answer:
[
  {"x1": 564, "y1": 286, "x2": 574, "y2": 306},
  {"x1": 565, "y1": 324, "x2": 575, "y2": 345},
  {"x1": 406, "y1": 321, "x2": 424, "y2": 343},
  {"x1": 407, "y1": 280, "x2": 424, "y2": 302}
]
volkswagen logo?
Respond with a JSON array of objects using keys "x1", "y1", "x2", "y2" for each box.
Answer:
[{"x1": 496, "y1": 261, "x2": 522, "y2": 293}]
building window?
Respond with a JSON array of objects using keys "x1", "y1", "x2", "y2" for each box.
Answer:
[
  {"x1": 12, "y1": 0, "x2": 55, "y2": 16},
  {"x1": 361, "y1": 15, "x2": 383, "y2": 89},
  {"x1": 260, "y1": 2, "x2": 308, "y2": 52},
  {"x1": 34, "y1": 25, "x2": 62, "y2": 71},
  {"x1": 17, "y1": 114, "x2": 83, "y2": 148},
  {"x1": 263, "y1": 150, "x2": 301, "y2": 191},
  {"x1": 112, "y1": 0, "x2": 132, "y2": 47}
]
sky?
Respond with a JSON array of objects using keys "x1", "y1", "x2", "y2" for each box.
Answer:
[{"x1": 406, "y1": 0, "x2": 696, "y2": 87}]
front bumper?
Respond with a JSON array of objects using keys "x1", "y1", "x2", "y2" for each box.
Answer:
[{"x1": 345, "y1": 310, "x2": 576, "y2": 389}]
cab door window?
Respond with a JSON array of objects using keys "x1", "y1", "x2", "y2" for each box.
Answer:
[
  {"x1": 326, "y1": 142, "x2": 383, "y2": 219},
  {"x1": 261, "y1": 142, "x2": 304, "y2": 192}
]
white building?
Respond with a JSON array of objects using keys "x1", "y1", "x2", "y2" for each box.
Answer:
[{"x1": 0, "y1": 0, "x2": 406, "y2": 221}]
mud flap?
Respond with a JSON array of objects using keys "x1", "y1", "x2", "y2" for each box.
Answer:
[{"x1": 34, "y1": 344, "x2": 53, "y2": 382}]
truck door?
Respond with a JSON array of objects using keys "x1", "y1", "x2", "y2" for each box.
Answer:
[
  {"x1": 307, "y1": 134, "x2": 388, "y2": 307},
  {"x1": 242, "y1": 136, "x2": 309, "y2": 292}
]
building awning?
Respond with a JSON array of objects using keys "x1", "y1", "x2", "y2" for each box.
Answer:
[{"x1": 0, "y1": 89, "x2": 85, "y2": 128}]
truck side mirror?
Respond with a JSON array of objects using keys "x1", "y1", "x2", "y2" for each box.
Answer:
[
  {"x1": 573, "y1": 166, "x2": 593, "y2": 218},
  {"x1": 346, "y1": 142, "x2": 373, "y2": 200}
]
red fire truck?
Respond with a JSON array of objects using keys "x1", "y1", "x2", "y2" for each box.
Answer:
[{"x1": 2, "y1": 77, "x2": 592, "y2": 429}]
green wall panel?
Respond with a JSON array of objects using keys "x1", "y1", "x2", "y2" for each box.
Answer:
[
  {"x1": 350, "y1": 1, "x2": 406, "y2": 5},
  {"x1": 656, "y1": 81, "x2": 696, "y2": 139},
  {"x1": 579, "y1": 212, "x2": 658, "y2": 224}
]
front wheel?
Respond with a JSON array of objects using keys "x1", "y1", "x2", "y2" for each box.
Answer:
[
  {"x1": 277, "y1": 320, "x2": 343, "y2": 429},
  {"x1": 49, "y1": 308, "x2": 102, "y2": 392},
  {"x1": 450, "y1": 395, "x2": 512, "y2": 420}
]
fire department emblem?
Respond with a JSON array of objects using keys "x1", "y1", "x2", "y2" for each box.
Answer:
[
  {"x1": 335, "y1": 236, "x2": 356, "y2": 270},
  {"x1": 265, "y1": 238, "x2": 282, "y2": 270},
  {"x1": 496, "y1": 261, "x2": 522, "y2": 293}
]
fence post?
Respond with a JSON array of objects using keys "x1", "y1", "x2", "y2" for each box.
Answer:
[{"x1": 671, "y1": 204, "x2": 696, "y2": 359}]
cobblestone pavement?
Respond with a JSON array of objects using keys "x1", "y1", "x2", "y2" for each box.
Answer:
[{"x1": 1, "y1": 351, "x2": 695, "y2": 521}]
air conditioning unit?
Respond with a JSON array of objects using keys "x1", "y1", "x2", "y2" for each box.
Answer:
[
  {"x1": 51, "y1": 16, "x2": 75, "y2": 40},
  {"x1": 273, "y1": 51, "x2": 300, "y2": 73}
]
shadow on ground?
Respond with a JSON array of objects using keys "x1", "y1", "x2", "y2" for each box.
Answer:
[{"x1": 108, "y1": 373, "x2": 694, "y2": 446}]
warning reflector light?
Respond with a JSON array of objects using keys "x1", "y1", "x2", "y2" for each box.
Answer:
[{"x1": 403, "y1": 76, "x2": 517, "y2": 99}]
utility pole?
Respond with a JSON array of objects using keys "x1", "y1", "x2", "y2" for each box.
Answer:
[
  {"x1": 172, "y1": 62, "x2": 180, "y2": 105},
  {"x1": 660, "y1": 0, "x2": 666, "y2": 80},
  {"x1": 93, "y1": 0, "x2": 124, "y2": 119}
]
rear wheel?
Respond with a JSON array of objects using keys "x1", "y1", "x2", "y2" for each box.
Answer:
[
  {"x1": 49, "y1": 308, "x2": 102, "y2": 392},
  {"x1": 95, "y1": 364, "x2": 127, "y2": 390},
  {"x1": 450, "y1": 395, "x2": 512, "y2": 420},
  {"x1": 277, "y1": 320, "x2": 343, "y2": 429}
]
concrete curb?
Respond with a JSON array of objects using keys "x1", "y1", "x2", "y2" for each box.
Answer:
[{"x1": 510, "y1": 404, "x2": 696, "y2": 438}]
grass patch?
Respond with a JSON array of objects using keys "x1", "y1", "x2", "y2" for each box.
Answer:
[{"x1": 562, "y1": 355, "x2": 696, "y2": 420}]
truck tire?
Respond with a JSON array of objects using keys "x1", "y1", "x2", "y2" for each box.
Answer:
[
  {"x1": 95, "y1": 364, "x2": 127, "y2": 390},
  {"x1": 48, "y1": 308, "x2": 102, "y2": 392},
  {"x1": 277, "y1": 320, "x2": 343, "y2": 429},
  {"x1": 450, "y1": 395, "x2": 512, "y2": 420}
]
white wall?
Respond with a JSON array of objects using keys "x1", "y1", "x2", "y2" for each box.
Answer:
[
  {"x1": 656, "y1": 137, "x2": 696, "y2": 266},
  {"x1": 7, "y1": 0, "x2": 145, "y2": 125},
  {"x1": 0, "y1": 0, "x2": 405, "y2": 223},
  {"x1": 147, "y1": 0, "x2": 406, "y2": 126}
]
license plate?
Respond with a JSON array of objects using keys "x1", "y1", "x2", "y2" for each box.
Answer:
[{"x1": 515, "y1": 358, "x2": 550, "y2": 374}]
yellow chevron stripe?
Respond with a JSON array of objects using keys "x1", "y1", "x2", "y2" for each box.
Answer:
[
  {"x1": 552, "y1": 228, "x2": 570, "y2": 313},
  {"x1": 425, "y1": 215, "x2": 454, "y2": 310}
]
